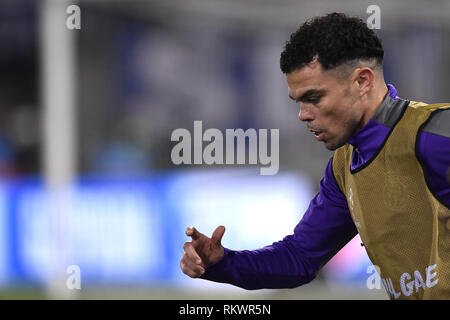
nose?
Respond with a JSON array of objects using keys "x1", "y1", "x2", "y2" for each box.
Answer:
[{"x1": 298, "y1": 104, "x2": 314, "y2": 122}]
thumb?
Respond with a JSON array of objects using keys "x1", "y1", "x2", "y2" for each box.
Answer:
[{"x1": 211, "y1": 225, "x2": 225, "y2": 248}]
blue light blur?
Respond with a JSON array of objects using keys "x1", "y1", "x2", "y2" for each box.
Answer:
[{"x1": 0, "y1": 169, "x2": 372, "y2": 287}]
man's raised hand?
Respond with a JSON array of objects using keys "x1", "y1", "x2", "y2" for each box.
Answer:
[{"x1": 180, "y1": 225, "x2": 226, "y2": 278}]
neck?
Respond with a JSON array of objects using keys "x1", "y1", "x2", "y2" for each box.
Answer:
[{"x1": 360, "y1": 81, "x2": 389, "y2": 129}]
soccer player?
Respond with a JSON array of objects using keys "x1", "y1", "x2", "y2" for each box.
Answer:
[{"x1": 180, "y1": 13, "x2": 450, "y2": 299}]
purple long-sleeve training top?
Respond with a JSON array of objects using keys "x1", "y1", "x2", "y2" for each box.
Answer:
[{"x1": 200, "y1": 84, "x2": 450, "y2": 289}]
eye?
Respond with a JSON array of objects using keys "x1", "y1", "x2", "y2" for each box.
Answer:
[{"x1": 307, "y1": 97, "x2": 321, "y2": 104}]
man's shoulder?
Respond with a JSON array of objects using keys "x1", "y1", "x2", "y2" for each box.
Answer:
[
  {"x1": 419, "y1": 106, "x2": 450, "y2": 138},
  {"x1": 408, "y1": 100, "x2": 450, "y2": 112},
  {"x1": 400, "y1": 100, "x2": 450, "y2": 137}
]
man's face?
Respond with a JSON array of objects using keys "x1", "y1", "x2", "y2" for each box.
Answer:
[{"x1": 286, "y1": 60, "x2": 364, "y2": 150}]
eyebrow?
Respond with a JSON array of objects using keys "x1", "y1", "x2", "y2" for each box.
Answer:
[{"x1": 289, "y1": 89, "x2": 326, "y2": 103}]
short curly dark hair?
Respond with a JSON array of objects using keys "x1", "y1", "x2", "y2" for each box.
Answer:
[{"x1": 280, "y1": 12, "x2": 384, "y2": 74}]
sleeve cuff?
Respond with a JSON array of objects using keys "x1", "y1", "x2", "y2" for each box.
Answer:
[{"x1": 200, "y1": 247, "x2": 234, "y2": 281}]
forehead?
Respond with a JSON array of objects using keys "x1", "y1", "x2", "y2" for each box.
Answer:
[{"x1": 286, "y1": 61, "x2": 334, "y2": 98}]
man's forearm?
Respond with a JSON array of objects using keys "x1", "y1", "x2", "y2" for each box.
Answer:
[{"x1": 200, "y1": 240, "x2": 318, "y2": 289}]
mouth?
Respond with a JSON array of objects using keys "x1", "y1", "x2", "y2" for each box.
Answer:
[{"x1": 308, "y1": 128, "x2": 325, "y2": 141}]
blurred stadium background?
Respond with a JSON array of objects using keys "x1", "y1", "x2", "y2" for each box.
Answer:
[{"x1": 0, "y1": 0, "x2": 449, "y2": 299}]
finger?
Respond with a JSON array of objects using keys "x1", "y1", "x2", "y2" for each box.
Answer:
[
  {"x1": 180, "y1": 255, "x2": 205, "y2": 278},
  {"x1": 184, "y1": 255, "x2": 205, "y2": 275},
  {"x1": 185, "y1": 226, "x2": 203, "y2": 241},
  {"x1": 211, "y1": 225, "x2": 226, "y2": 248},
  {"x1": 183, "y1": 241, "x2": 202, "y2": 264}
]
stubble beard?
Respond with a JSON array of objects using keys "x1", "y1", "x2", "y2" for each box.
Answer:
[{"x1": 324, "y1": 116, "x2": 360, "y2": 151}]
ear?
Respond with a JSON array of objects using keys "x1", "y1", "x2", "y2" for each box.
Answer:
[{"x1": 352, "y1": 67, "x2": 375, "y2": 96}]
